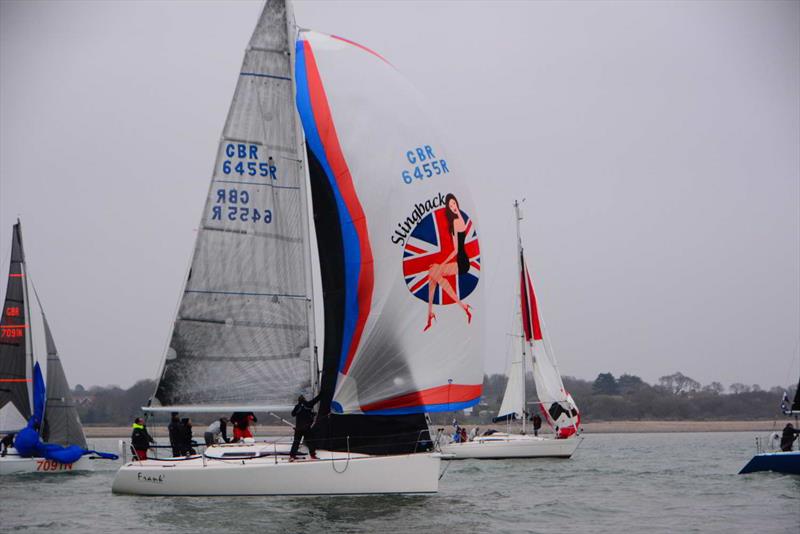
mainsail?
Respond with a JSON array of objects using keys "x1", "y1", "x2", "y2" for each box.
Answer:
[
  {"x1": 152, "y1": 0, "x2": 316, "y2": 411},
  {"x1": 0, "y1": 222, "x2": 31, "y2": 432},
  {"x1": 495, "y1": 332, "x2": 525, "y2": 422}
]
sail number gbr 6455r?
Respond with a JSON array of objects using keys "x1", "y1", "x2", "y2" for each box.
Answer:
[
  {"x1": 401, "y1": 145, "x2": 449, "y2": 185},
  {"x1": 211, "y1": 188, "x2": 273, "y2": 224}
]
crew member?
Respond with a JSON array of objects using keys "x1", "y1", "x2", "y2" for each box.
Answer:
[
  {"x1": 1, "y1": 432, "x2": 15, "y2": 457},
  {"x1": 532, "y1": 414, "x2": 542, "y2": 437},
  {"x1": 780, "y1": 423, "x2": 800, "y2": 452},
  {"x1": 204, "y1": 417, "x2": 229, "y2": 446},
  {"x1": 130, "y1": 417, "x2": 155, "y2": 461},
  {"x1": 179, "y1": 417, "x2": 196, "y2": 455},
  {"x1": 230, "y1": 412, "x2": 258, "y2": 442},
  {"x1": 168, "y1": 412, "x2": 181, "y2": 456},
  {"x1": 290, "y1": 394, "x2": 320, "y2": 460}
]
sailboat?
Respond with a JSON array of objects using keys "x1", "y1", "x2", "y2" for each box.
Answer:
[
  {"x1": 111, "y1": 0, "x2": 484, "y2": 495},
  {"x1": 739, "y1": 376, "x2": 800, "y2": 475},
  {"x1": 0, "y1": 221, "x2": 117, "y2": 475},
  {"x1": 441, "y1": 201, "x2": 581, "y2": 459}
]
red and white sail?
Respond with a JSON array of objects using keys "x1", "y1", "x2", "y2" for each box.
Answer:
[{"x1": 520, "y1": 251, "x2": 580, "y2": 437}]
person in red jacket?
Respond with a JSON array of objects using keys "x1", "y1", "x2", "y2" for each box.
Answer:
[{"x1": 230, "y1": 412, "x2": 258, "y2": 441}]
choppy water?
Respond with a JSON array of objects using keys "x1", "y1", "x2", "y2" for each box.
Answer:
[{"x1": 0, "y1": 432, "x2": 798, "y2": 533}]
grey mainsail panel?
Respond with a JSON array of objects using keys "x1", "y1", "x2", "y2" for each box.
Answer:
[
  {"x1": 0, "y1": 222, "x2": 31, "y2": 426},
  {"x1": 155, "y1": 0, "x2": 313, "y2": 408},
  {"x1": 41, "y1": 313, "x2": 87, "y2": 448}
]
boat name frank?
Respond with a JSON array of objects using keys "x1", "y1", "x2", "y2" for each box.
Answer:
[{"x1": 137, "y1": 472, "x2": 165, "y2": 484}]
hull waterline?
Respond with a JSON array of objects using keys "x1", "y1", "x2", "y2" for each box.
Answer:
[
  {"x1": 0, "y1": 451, "x2": 95, "y2": 475},
  {"x1": 739, "y1": 451, "x2": 800, "y2": 475},
  {"x1": 440, "y1": 433, "x2": 582, "y2": 459}
]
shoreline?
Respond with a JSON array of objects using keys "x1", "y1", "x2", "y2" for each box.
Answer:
[{"x1": 82, "y1": 419, "x2": 791, "y2": 438}]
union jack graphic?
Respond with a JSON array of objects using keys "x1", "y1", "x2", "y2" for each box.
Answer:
[{"x1": 402, "y1": 207, "x2": 481, "y2": 305}]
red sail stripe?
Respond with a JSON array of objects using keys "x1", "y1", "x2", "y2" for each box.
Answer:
[
  {"x1": 304, "y1": 41, "x2": 374, "y2": 376},
  {"x1": 361, "y1": 383, "x2": 482, "y2": 412},
  {"x1": 520, "y1": 253, "x2": 533, "y2": 341},
  {"x1": 330, "y1": 35, "x2": 394, "y2": 67},
  {"x1": 0, "y1": 378, "x2": 31, "y2": 383},
  {"x1": 526, "y1": 266, "x2": 543, "y2": 341}
]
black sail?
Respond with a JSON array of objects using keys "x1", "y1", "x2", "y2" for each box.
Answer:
[
  {"x1": 792, "y1": 377, "x2": 800, "y2": 412},
  {"x1": 0, "y1": 222, "x2": 31, "y2": 431}
]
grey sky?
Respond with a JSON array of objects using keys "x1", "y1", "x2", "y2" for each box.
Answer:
[{"x1": 1, "y1": 1, "x2": 798, "y2": 390}]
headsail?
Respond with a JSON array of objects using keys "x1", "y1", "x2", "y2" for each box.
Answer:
[
  {"x1": 41, "y1": 312, "x2": 87, "y2": 448},
  {"x1": 296, "y1": 30, "x2": 484, "y2": 419},
  {"x1": 0, "y1": 222, "x2": 31, "y2": 432},
  {"x1": 151, "y1": 0, "x2": 316, "y2": 412},
  {"x1": 521, "y1": 250, "x2": 580, "y2": 437}
]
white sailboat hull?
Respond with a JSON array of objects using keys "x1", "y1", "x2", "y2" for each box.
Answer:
[
  {"x1": 0, "y1": 449, "x2": 95, "y2": 475},
  {"x1": 111, "y1": 442, "x2": 441, "y2": 496},
  {"x1": 440, "y1": 433, "x2": 582, "y2": 459}
]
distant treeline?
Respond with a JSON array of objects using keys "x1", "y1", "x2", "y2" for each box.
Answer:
[
  {"x1": 479, "y1": 372, "x2": 796, "y2": 423},
  {"x1": 72, "y1": 371, "x2": 797, "y2": 426}
]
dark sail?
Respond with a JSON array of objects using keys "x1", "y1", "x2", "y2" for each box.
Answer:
[
  {"x1": 0, "y1": 221, "x2": 31, "y2": 431},
  {"x1": 792, "y1": 377, "x2": 800, "y2": 412},
  {"x1": 41, "y1": 312, "x2": 87, "y2": 448},
  {"x1": 306, "y1": 149, "x2": 430, "y2": 455}
]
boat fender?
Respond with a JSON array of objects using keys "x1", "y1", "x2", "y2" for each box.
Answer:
[{"x1": 768, "y1": 432, "x2": 781, "y2": 451}]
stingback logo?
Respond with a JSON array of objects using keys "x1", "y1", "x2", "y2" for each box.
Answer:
[{"x1": 401, "y1": 193, "x2": 480, "y2": 307}]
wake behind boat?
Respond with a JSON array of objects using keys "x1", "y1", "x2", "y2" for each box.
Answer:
[
  {"x1": 441, "y1": 201, "x2": 581, "y2": 459},
  {"x1": 113, "y1": 0, "x2": 484, "y2": 496}
]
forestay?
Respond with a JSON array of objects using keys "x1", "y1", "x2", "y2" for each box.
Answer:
[
  {"x1": 153, "y1": 1, "x2": 315, "y2": 411},
  {"x1": 296, "y1": 30, "x2": 484, "y2": 415}
]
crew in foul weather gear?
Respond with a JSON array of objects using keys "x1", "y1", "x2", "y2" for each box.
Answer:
[{"x1": 290, "y1": 394, "x2": 320, "y2": 460}]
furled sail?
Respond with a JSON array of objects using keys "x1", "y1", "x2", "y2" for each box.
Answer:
[
  {"x1": 0, "y1": 222, "x2": 31, "y2": 432},
  {"x1": 296, "y1": 30, "x2": 484, "y2": 420},
  {"x1": 152, "y1": 0, "x2": 315, "y2": 411},
  {"x1": 521, "y1": 251, "x2": 580, "y2": 437}
]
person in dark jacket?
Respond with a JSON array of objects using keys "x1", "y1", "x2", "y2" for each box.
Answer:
[
  {"x1": 168, "y1": 412, "x2": 181, "y2": 457},
  {"x1": 130, "y1": 417, "x2": 155, "y2": 460},
  {"x1": 531, "y1": 414, "x2": 542, "y2": 437},
  {"x1": 230, "y1": 412, "x2": 258, "y2": 442},
  {"x1": 179, "y1": 417, "x2": 196, "y2": 455},
  {"x1": 780, "y1": 423, "x2": 800, "y2": 452},
  {"x1": 1, "y1": 432, "x2": 15, "y2": 457},
  {"x1": 290, "y1": 394, "x2": 320, "y2": 460}
]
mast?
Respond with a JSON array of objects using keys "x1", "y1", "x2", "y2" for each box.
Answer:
[
  {"x1": 285, "y1": 0, "x2": 319, "y2": 396},
  {"x1": 17, "y1": 221, "x2": 35, "y2": 415},
  {"x1": 514, "y1": 200, "x2": 527, "y2": 434}
]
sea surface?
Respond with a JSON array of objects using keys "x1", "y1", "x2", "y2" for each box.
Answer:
[{"x1": 0, "y1": 432, "x2": 798, "y2": 533}]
